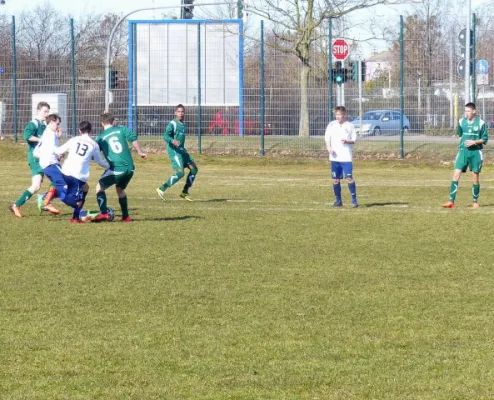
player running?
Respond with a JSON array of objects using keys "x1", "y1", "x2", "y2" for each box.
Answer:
[
  {"x1": 442, "y1": 102, "x2": 488, "y2": 209},
  {"x1": 9, "y1": 101, "x2": 60, "y2": 218},
  {"x1": 155, "y1": 104, "x2": 198, "y2": 202},
  {"x1": 93, "y1": 112, "x2": 147, "y2": 223},
  {"x1": 324, "y1": 105, "x2": 358, "y2": 207}
]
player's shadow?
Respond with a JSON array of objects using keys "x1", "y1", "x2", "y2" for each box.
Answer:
[
  {"x1": 142, "y1": 215, "x2": 204, "y2": 222},
  {"x1": 362, "y1": 202, "x2": 409, "y2": 208},
  {"x1": 202, "y1": 199, "x2": 229, "y2": 203}
]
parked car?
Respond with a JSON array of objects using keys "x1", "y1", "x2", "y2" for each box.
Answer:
[{"x1": 352, "y1": 110, "x2": 410, "y2": 136}]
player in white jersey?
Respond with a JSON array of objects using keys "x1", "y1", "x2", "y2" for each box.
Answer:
[
  {"x1": 33, "y1": 113, "x2": 64, "y2": 215},
  {"x1": 53, "y1": 121, "x2": 110, "y2": 223},
  {"x1": 324, "y1": 106, "x2": 358, "y2": 207}
]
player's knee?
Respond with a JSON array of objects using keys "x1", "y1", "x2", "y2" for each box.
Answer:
[
  {"x1": 116, "y1": 187, "x2": 126, "y2": 198},
  {"x1": 176, "y1": 170, "x2": 185, "y2": 180},
  {"x1": 190, "y1": 167, "x2": 198, "y2": 175},
  {"x1": 333, "y1": 179, "x2": 340, "y2": 184}
]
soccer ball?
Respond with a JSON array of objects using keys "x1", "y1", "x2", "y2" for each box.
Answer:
[{"x1": 107, "y1": 207, "x2": 115, "y2": 222}]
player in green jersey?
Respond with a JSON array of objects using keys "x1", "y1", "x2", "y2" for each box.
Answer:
[
  {"x1": 443, "y1": 102, "x2": 488, "y2": 209},
  {"x1": 93, "y1": 113, "x2": 147, "y2": 222},
  {"x1": 9, "y1": 101, "x2": 60, "y2": 218},
  {"x1": 155, "y1": 104, "x2": 198, "y2": 202}
]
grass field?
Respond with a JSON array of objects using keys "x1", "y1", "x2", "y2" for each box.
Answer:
[{"x1": 1, "y1": 141, "x2": 494, "y2": 399}]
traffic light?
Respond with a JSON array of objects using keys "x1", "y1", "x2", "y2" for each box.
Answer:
[
  {"x1": 361, "y1": 61, "x2": 366, "y2": 82},
  {"x1": 350, "y1": 61, "x2": 358, "y2": 81},
  {"x1": 110, "y1": 69, "x2": 119, "y2": 89},
  {"x1": 332, "y1": 61, "x2": 347, "y2": 84},
  {"x1": 182, "y1": 0, "x2": 194, "y2": 19},
  {"x1": 349, "y1": 61, "x2": 367, "y2": 82}
]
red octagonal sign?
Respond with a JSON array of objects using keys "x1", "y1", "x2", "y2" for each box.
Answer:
[{"x1": 332, "y1": 38, "x2": 349, "y2": 61}]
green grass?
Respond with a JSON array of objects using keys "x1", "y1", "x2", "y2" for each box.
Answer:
[{"x1": 1, "y1": 141, "x2": 494, "y2": 399}]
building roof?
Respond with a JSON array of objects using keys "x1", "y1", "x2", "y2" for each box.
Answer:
[{"x1": 366, "y1": 50, "x2": 395, "y2": 62}]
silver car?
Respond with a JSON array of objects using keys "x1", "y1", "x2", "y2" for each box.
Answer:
[{"x1": 352, "y1": 110, "x2": 410, "y2": 136}]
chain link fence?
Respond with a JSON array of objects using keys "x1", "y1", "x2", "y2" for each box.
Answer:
[{"x1": 0, "y1": 12, "x2": 493, "y2": 159}]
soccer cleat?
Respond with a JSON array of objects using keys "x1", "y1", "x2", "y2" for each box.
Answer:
[
  {"x1": 155, "y1": 188, "x2": 166, "y2": 202},
  {"x1": 92, "y1": 213, "x2": 110, "y2": 222},
  {"x1": 333, "y1": 200, "x2": 343, "y2": 207},
  {"x1": 69, "y1": 218, "x2": 84, "y2": 224},
  {"x1": 442, "y1": 201, "x2": 455, "y2": 208},
  {"x1": 472, "y1": 202, "x2": 480, "y2": 209},
  {"x1": 79, "y1": 210, "x2": 93, "y2": 222},
  {"x1": 37, "y1": 194, "x2": 44, "y2": 215},
  {"x1": 180, "y1": 192, "x2": 193, "y2": 202},
  {"x1": 43, "y1": 203, "x2": 61, "y2": 215},
  {"x1": 120, "y1": 217, "x2": 133, "y2": 223},
  {"x1": 9, "y1": 204, "x2": 23, "y2": 218},
  {"x1": 352, "y1": 201, "x2": 359, "y2": 208}
]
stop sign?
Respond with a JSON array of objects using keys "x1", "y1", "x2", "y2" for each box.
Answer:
[{"x1": 332, "y1": 38, "x2": 349, "y2": 61}]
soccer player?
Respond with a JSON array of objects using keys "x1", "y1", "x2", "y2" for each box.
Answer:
[
  {"x1": 442, "y1": 102, "x2": 488, "y2": 209},
  {"x1": 35, "y1": 114, "x2": 67, "y2": 215},
  {"x1": 93, "y1": 112, "x2": 147, "y2": 222},
  {"x1": 155, "y1": 104, "x2": 198, "y2": 202},
  {"x1": 324, "y1": 106, "x2": 358, "y2": 208},
  {"x1": 9, "y1": 101, "x2": 60, "y2": 218},
  {"x1": 53, "y1": 121, "x2": 110, "y2": 223}
]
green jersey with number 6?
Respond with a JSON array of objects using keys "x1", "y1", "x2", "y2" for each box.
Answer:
[{"x1": 96, "y1": 126, "x2": 137, "y2": 172}]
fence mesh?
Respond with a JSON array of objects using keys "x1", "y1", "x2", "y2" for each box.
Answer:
[{"x1": 1, "y1": 12, "x2": 493, "y2": 158}]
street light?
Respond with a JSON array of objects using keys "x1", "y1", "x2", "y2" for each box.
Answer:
[
  {"x1": 104, "y1": 2, "x2": 226, "y2": 111},
  {"x1": 465, "y1": 0, "x2": 471, "y2": 103}
]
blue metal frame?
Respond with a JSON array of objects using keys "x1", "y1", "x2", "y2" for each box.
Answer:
[{"x1": 128, "y1": 19, "x2": 244, "y2": 136}]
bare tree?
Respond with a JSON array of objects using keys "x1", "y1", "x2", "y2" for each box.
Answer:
[{"x1": 247, "y1": 0, "x2": 408, "y2": 137}]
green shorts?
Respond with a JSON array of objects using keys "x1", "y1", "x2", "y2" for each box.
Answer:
[
  {"x1": 454, "y1": 149, "x2": 483, "y2": 173},
  {"x1": 28, "y1": 157, "x2": 44, "y2": 177},
  {"x1": 99, "y1": 169, "x2": 134, "y2": 190},
  {"x1": 167, "y1": 148, "x2": 194, "y2": 171}
]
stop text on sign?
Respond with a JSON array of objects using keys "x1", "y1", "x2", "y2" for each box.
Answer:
[{"x1": 332, "y1": 38, "x2": 349, "y2": 61}]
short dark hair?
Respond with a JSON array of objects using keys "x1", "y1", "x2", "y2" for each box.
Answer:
[
  {"x1": 37, "y1": 101, "x2": 50, "y2": 110},
  {"x1": 46, "y1": 114, "x2": 61, "y2": 124},
  {"x1": 101, "y1": 112, "x2": 115, "y2": 125},
  {"x1": 79, "y1": 121, "x2": 92, "y2": 133},
  {"x1": 465, "y1": 102, "x2": 476, "y2": 110},
  {"x1": 335, "y1": 106, "x2": 346, "y2": 113},
  {"x1": 175, "y1": 104, "x2": 185, "y2": 111}
]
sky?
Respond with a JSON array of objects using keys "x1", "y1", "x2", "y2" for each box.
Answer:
[{"x1": 1, "y1": 0, "x2": 491, "y2": 56}]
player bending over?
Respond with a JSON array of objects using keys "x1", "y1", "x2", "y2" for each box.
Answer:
[
  {"x1": 156, "y1": 104, "x2": 198, "y2": 202},
  {"x1": 93, "y1": 113, "x2": 147, "y2": 223},
  {"x1": 53, "y1": 121, "x2": 110, "y2": 223},
  {"x1": 442, "y1": 102, "x2": 488, "y2": 209},
  {"x1": 324, "y1": 106, "x2": 358, "y2": 208}
]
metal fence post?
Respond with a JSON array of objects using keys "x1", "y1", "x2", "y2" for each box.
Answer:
[
  {"x1": 472, "y1": 13, "x2": 476, "y2": 104},
  {"x1": 70, "y1": 18, "x2": 77, "y2": 136},
  {"x1": 12, "y1": 15, "x2": 18, "y2": 143},
  {"x1": 328, "y1": 18, "x2": 333, "y2": 121},
  {"x1": 260, "y1": 20, "x2": 265, "y2": 156},
  {"x1": 400, "y1": 15, "x2": 404, "y2": 159},
  {"x1": 197, "y1": 22, "x2": 202, "y2": 155}
]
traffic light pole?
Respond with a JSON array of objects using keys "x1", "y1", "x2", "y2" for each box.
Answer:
[{"x1": 104, "y1": 2, "x2": 226, "y2": 111}]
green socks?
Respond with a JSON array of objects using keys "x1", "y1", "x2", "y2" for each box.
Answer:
[
  {"x1": 449, "y1": 181, "x2": 459, "y2": 202},
  {"x1": 473, "y1": 184, "x2": 480, "y2": 203},
  {"x1": 15, "y1": 190, "x2": 33, "y2": 207}
]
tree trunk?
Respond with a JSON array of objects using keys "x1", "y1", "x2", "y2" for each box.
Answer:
[{"x1": 299, "y1": 63, "x2": 310, "y2": 137}]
